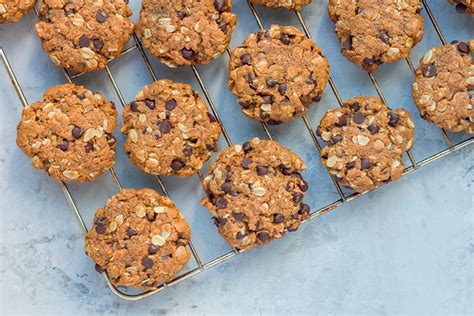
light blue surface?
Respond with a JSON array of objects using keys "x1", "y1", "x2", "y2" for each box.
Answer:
[{"x1": 0, "y1": 0, "x2": 473, "y2": 315}]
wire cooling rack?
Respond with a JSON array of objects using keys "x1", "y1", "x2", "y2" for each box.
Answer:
[{"x1": 1, "y1": 0, "x2": 472, "y2": 301}]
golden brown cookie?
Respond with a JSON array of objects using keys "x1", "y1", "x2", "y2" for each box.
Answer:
[
  {"x1": 448, "y1": 0, "x2": 474, "y2": 16},
  {"x1": 85, "y1": 188, "x2": 191, "y2": 289},
  {"x1": 35, "y1": 0, "x2": 134, "y2": 73},
  {"x1": 317, "y1": 97, "x2": 415, "y2": 193},
  {"x1": 327, "y1": 0, "x2": 424, "y2": 72},
  {"x1": 201, "y1": 138, "x2": 310, "y2": 251},
  {"x1": 16, "y1": 84, "x2": 118, "y2": 182},
  {"x1": 121, "y1": 80, "x2": 221, "y2": 177},
  {"x1": 228, "y1": 25, "x2": 330, "y2": 124},
  {"x1": 250, "y1": 0, "x2": 311, "y2": 10},
  {"x1": 412, "y1": 40, "x2": 473, "y2": 133},
  {"x1": 136, "y1": 0, "x2": 237, "y2": 67},
  {"x1": 0, "y1": 0, "x2": 36, "y2": 23}
]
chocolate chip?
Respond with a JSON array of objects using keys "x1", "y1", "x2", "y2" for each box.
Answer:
[
  {"x1": 95, "y1": 10, "x2": 107, "y2": 23},
  {"x1": 457, "y1": 42, "x2": 470, "y2": 54},
  {"x1": 378, "y1": 31, "x2": 390, "y2": 44},
  {"x1": 279, "y1": 164, "x2": 292, "y2": 175},
  {"x1": 256, "y1": 30, "x2": 269, "y2": 41},
  {"x1": 65, "y1": 8, "x2": 76, "y2": 16},
  {"x1": 72, "y1": 126, "x2": 83, "y2": 139},
  {"x1": 337, "y1": 116, "x2": 347, "y2": 127},
  {"x1": 349, "y1": 102, "x2": 360, "y2": 111},
  {"x1": 240, "y1": 53, "x2": 252, "y2": 65},
  {"x1": 127, "y1": 228, "x2": 138, "y2": 237},
  {"x1": 257, "y1": 231, "x2": 270, "y2": 242},
  {"x1": 142, "y1": 257, "x2": 154, "y2": 269},
  {"x1": 141, "y1": 99, "x2": 154, "y2": 110},
  {"x1": 367, "y1": 123, "x2": 379, "y2": 134},
  {"x1": 299, "y1": 180, "x2": 309, "y2": 192},
  {"x1": 293, "y1": 192, "x2": 303, "y2": 203},
  {"x1": 176, "y1": 10, "x2": 187, "y2": 19},
  {"x1": 217, "y1": 217, "x2": 227, "y2": 226},
  {"x1": 79, "y1": 35, "x2": 90, "y2": 48},
  {"x1": 94, "y1": 216, "x2": 105, "y2": 224},
  {"x1": 455, "y1": 3, "x2": 467, "y2": 13},
  {"x1": 242, "y1": 142, "x2": 252, "y2": 152},
  {"x1": 221, "y1": 181, "x2": 232, "y2": 193},
  {"x1": 278, "y1": 84, "x2": 287, "y2": 96},
  {"x1": 94, "y1": 264, "x2": 103, "y2": 273},
  {"x1": 361, "y1": 158, "x2": 371, "y2": 169},
  {"x1": 171, "y1": 159, "x2": 184, "y2": 170},
  {"x1": 106, "y1": 134, "x2": 116, "y2": 146},
  {"x1": 59, "y1": 140, "x2": 68, "y2": 151},
  {"x1": 280, "y1": 33, "x2": 290, "y2": 45},
  {"x1": 260, "y1": 112, "x2": 269, "y2": 120},
  {"x1": 77, "y1": 93, "x2": 86, "y2": 100},
  {"x1": 256, "y1": 165, "x2": 268, "y2": 176},
  {"x1": 162, "y1": 99, "x2": 176, "y2": 111},
  {"x1": 236, "y1": 231, "x2": 245, "y2": 240},
  {"x1": 232, "y1": 212, "x2": 245, "y2": 221},
  {"x1": 266, "y1": 77, "x2": 278, "y2": 88},
  {"x1": 148, "y1": 244, "x2": 159, "y2": 254},
  {"x1": 218, "y1": 22, "x2": 228, "y2": 34},
  {"x1": 249, "y1": 82, "x2": 258, "y2": 90},
  {"x1": 183, "y1": 145, "x2": 193, "y2": 157},
  {"x1": 181, "y1": 48, "x2": 196, "y2": 60},
  {"x1": 346, "y1": 161, "x2": 356, "y2": 169},
  {"x1": 85, "y1": 142, "x2": 94, "y2": 153},
  {"x1": 216, "y1": 197, "x2": 228, "y2": 209},
  {"x1": 332, "y1": 135, "x2": 342, "y2": 144},
  {"x1": 363, "y1": 58, "x2": 382, "y2": 67},
  {"x1": 273, "y1": 213, "x2": 285, "y2": 224},
  {"x1": 225, "y1": 171, "x2": 233, "y2": 180},
  {"x1": 92, "y1": 38, "x2": 104, "y2": 50},
  {"x1": 214, "y1": 0, "x2": 225, "y2": 11},
  {"x1": 388, "y1": 112, "x2": 399, "y2": 127},
  {"x1": 159, "y1": 120, "x2": 171, "y2": 133},
  {"x1": 342, "y1": 36, "x2": 353, "y2": 50},
  {"x1": 241, "y1": 158, "x2": 251, "y2": 169},
  {"x1": 130, "y1": 101, "x2": 139, "y2": 112},
  {"x1": 262, "y1": 94, "x2": 274, "y2": 104},
  {"x1": 422, "y1": 64, "x2": 436, "y2": 77},
  {"x1": 110, "y1": 101, "x2": 116, "y2": 109},
  {"x1": 95, "y1": 223, "x2": 106, "y2": 234},
  {"x1": 299, "y1": 203, "x2": 310, "y2": 214},
  {"x1": 353, "y1": 112, "x2": 365, "y2": 124}
]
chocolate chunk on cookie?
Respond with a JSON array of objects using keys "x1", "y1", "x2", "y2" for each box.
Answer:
[
  {"x1": 250, "y1": 0, "x2": 311, "y2": 10},
  {"x1": 16, "y1": 84, "x2": 118, "y2": 182},
  {"x1": 121, "y1": 80, "x2": 221, "y2": 177},
  {"x1": 201, "y1": 138, "x2": 310, "y2": 250},
  {"x1": 317, "y1": 97, "x2": 415, "y2": 193},
  {"x1": 448, "y1": 0, "x2": 474, "y2": 16},
  {"x1": 327, "y1": 0, "x2": 424, "y2": 72},
  {"x1": 136, "y1": 0, "x2": 237, "y2": 67},
  {"x1": 35, "y1": 0, "x2": 134, "y2": 73},
  {"x1": 412, "y1": 40, "x2": 473, "y2": 133},
  {"x1": 0, "y1": 0, "x2": 36, "y2": 23},
  {"x1": 85, "y1": 188, "x2": 191, "y2": 289},
  {"x1": 228, "y1": 25, "x2": 329, "y2": 124}
]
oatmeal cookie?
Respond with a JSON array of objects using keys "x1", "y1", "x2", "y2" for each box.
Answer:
[
  {"x1": 327, "y1": 0, "x2": 424, "y2": 72},
  {"x1": 448, "y1": 0, "x2": 474, "y2": 16},
  {"x1": 121, "y1": 80, "x2": 221, "y2": 177},
  {"x1": 249, "y1": 0, "x2": 311, "y2": 10},
  {"x1": 0, "y1": 0, "x2": 36, "y2": 23},
  {"x1": 136, "y1": 0, "x2": 237, "y2": 67},
  {"x1": 228, "y1": 25, "x2": 329, "y2": 124},
  {"x1": 201, "y1": 138, "x2": 310, "y2": 251},
  {"x1": 85, "y1": 188, "x2": 191, "y2": 289},
  {"x1": 317, "y1": 96, "x2": 415, "y2": 193},
  {"x1": 35, "y1": 0, "x2": 134, "y2": 73},
  {"x1": 412, "y1": 40, "x2": 473, "y2": 133},
  {"x1": 16, "y1": 84, "x2": 117, "y2": 182}
]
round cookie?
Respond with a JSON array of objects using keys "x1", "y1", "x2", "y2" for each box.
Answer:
[
  {"x1": 35, "y1": 0, "x2": 134, "y2": 73},
  {"x1": 412, "y1": 40, "x2": 474, "y2": 134},
  {"x1": 249, "y1": 0, "x2": 311, "y2": 10},
  {"x1": 327, "y1": 0, "x2": 424, "y2": 72},
  {"x1": 0, "y1": 0, "x2": 36, "y2": 23},
  {"x1": 448, "y1": 0, "x2": 474, "y2": 16},
  {"x1": 16, "y1": 84, "x2": 118, "y2": 182},
  {"x1": 136, "y1": 0, "x2": 237, "y2": 67},
  {"x1": 228, "y1": 25, "x2": 330, "y2": 124},
  {"x1": 317, "y1": 97, "x2": 415, "y2": 193},
  {"x1": 121, "y1": 80, "x2": 221, "y2": 177},
  {"x1": 201, "y1": 138, "x2": 310, "y2": 251},
  {"x1": 85, "y1": 188, "x2": 191, "y2": 289}
]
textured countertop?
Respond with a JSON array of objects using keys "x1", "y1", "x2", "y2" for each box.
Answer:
[{"x1": 0, "y1": 0, "x2": 473, "y2": 315}]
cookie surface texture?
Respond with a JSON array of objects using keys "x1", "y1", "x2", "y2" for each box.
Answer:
[{"x1": 0, "y1": 0, "x2": 36, "y2": 23}]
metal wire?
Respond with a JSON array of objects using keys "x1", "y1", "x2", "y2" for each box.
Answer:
[{"x1": 1, "y1": 0, "x2": 472, "y2": 301}]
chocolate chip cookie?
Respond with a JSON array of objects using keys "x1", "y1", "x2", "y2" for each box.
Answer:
[
  {"x1": 412, "y1": 40, "x2": 474, "y2": 134},
  {"x1": 85, "y1": 188, "x2": 191, "y2": 289},
  {"x1": 136, "y1": 0, "x2": 237, "y2": 67},
  {"x1": 0, "y1": 0, "x2": 36, "y2": 23},
  {"x1": 228, "y1": 25, "x2": 330, "y2": 124},
  {"x1": 35, "y1": 0, "x2": 134, "y2": 73},
  {"x1": 448, "y1": 0, "x2": 474, "y2": 16},
  {"x1": 327, "y1": 0, "x2": 424, "y2": 72},
  {"x1": 16, "y1": 84, "x2": 118, "y2": 182},
  {"x1": 249, "y1": 0, "x2": 311, "y2": 10},
  {"x1": 317, "y1": 97, "x2": 415, "y2": 193},
  {"x1": 122, "y1": 80, "x2": 221, "y2": 177},
  {"x1": 201, "y1": 138, "x2": 310, "y2": 251}
]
